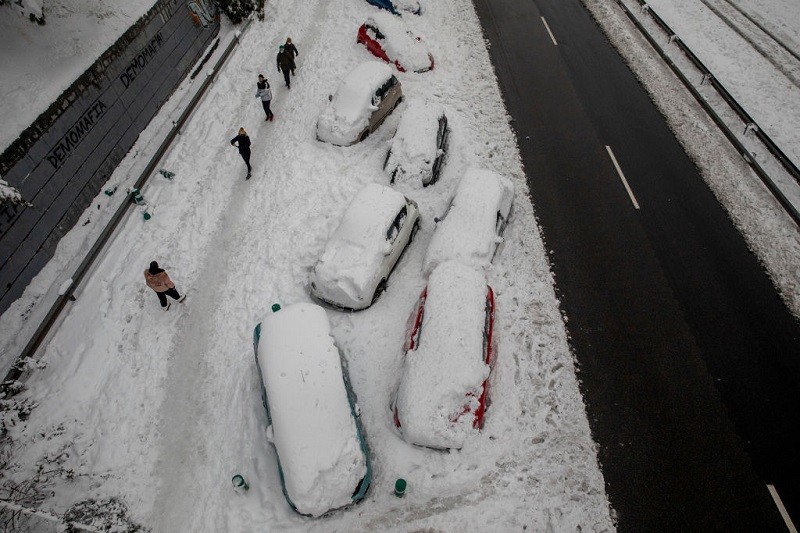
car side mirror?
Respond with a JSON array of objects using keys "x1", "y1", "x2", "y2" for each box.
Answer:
[
  {"x1": 434, "y1": 217, "x2": 441, "y2": 224},
  {"x1": 328, "y1": 94, "x2": 333, "y2": 101}
]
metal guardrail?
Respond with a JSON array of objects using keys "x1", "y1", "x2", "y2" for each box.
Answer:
[
  {"x1": 2, "y1": 17, "x2": 254, "y2": 387},
  {"x1": 619, "y1": 0, "x2": 800, "y2": 227},
  {"x1": 632, "y1": 0, "x2": 800, "y2": 186}
]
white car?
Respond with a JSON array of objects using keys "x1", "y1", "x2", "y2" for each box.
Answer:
[
  {"x1": 392, "y1": 261, "x2": 495, "y2": 449},
  {"x1": 310, "y1": 183, "x2": 420, "y2": 310},
  {"x1": 316, "y1": 62, "x2": 403, "y2": 146},
  {"x1": 253, "y1": 303, "x2": 371, "y2": 516},
  {"x1": 423, "y1": 167, "x2": 514, "y2": 275},
  {"x1": 384, "y1": 99, "x2": 448, "y2": 187}
]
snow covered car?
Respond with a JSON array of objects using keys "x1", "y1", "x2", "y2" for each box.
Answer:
[
  {"x1": 253, "y1": 303, "x2": 371, "y2": 517},
  {"x1": 357, "y1": 13, "x2": 434, "y2": 73},
  {"x1": 310, "y1": 183, "x2": 420, "y2": 310},
  {"x1": 316, "y1": 62, "x2": 403, "y2": 146},
  {"x1": 384, "y1": 100, "x2": 448, "y2": 186},
  {"x1": 392, "y1": 261, "x2": 495, "y2": 449},
  {"x1": 365, "y1": 0, "x2": 421, "y2": 16},
  {"x1": 422, "y1": 168, "x2": 514, "y2": 275}
]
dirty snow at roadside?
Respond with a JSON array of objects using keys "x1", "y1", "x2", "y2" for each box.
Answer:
[{"x1": 0, "y1": 0, "x2": 613, "y2": 531}]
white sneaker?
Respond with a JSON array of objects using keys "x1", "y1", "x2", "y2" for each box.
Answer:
[{"x1": 163, "y1": 302, "x2": 171, "y2": 311}]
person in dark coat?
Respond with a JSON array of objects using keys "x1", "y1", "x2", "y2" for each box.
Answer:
[
  {"x1": 284, "y1": 37, "x2": 298, "y2": 75},
  {"x1": 255, "y1": 74, "x2": 274, "y2": 121},
  {"x1": 276, "y1": 45, "x2": 295, "y2": 89},
  {"x1": 144, "y1": 261, "x2": 186, "y2": 311},
  {"x1": 230, "y1": 127, "x2": 252, "y2": 179}
]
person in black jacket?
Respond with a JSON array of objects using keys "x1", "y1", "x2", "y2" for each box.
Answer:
[
  {"x1": 284, "y1": 38, "x2": 298, "y2": 75},
  {"x1": 277, "y1": 45, "x2": 295, "y2": 89},
  {"x1": 230, "y1": 127, "x2": 252, "y2": 179}
]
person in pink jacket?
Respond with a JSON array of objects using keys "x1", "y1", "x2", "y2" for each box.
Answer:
[{"x1": 144, "y1": 261, "x2": 186, "y2": 311}]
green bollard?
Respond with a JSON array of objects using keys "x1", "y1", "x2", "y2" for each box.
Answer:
[
  {"x1": 394, "y1": 478, "x2": 406, "y2": 497},
  {"x1": 232, "y1": 474, "x2": 249, "y2": 492},
  {"x1": 271, "y1": 303, "x2": 281, "y2": 313}
]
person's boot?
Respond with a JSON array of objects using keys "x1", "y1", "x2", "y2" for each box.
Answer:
[
  {"x1": 179, "y1": 294, "x2": 187, "y2": 303},
  {"x1": 163, "y1": 302, "x2": 171, "y2": 311}
]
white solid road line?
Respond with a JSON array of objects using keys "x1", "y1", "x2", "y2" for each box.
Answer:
[
  {"x1": 605, "y1": 145, "x2": 641, "y2": 210},
  {"x1": 767, "y1": 484, "x2": 798, "y2": 533},
  {"x1": 541, "y1": 16, "x2": 558, "y2": 46}
]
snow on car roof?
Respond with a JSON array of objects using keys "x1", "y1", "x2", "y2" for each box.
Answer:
[
  {"x1": 314, "y1": 183, "x2": 407, "y2": 297},
  {"x1": 395, "y1": 261, "x2": 491, "y2": 449},
  {"x1": 388, "y1": 99, "x2": 444, "y2": 186},
  {"x1": 423, "y1": 167, "x2": 514, "y2": 273},
  {"x1": 366, "y1": 12, "x2": 431, "y2": 71},
  {"x1": 332, "y1": 61, "x2": 393, "y2": 124},
  {"x1": 257, "y1": 303, "x2": 367, "y2": 516}
]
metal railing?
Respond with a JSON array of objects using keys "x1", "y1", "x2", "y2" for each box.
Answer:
[{"x1": 2, "y1": 17, "x2": 254, "y2": 387}]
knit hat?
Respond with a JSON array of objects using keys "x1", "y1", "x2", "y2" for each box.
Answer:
[
  {"x1": 149, "y1": 261, "x2": 159, "y2": 274},
  {"x1": 279, "y1": 44, "x2": 285, "y2": 50}
]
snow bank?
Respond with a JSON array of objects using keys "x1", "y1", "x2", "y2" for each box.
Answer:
[
  {"x1": 395, "y1": 261, "x2": 490, "y2": 449},
  {"x1": 316, "y1": 61, "x2": 395, "y2": 145},
  {"x1": 385, "y1": 99, "x2": 445, "y2": 187},
  {"x1": 256, "y1": 303, "x2": 367, "y2": 517},
  {"x1": 366, "y1": 12, "x2": 432, "y2": 72},
  {"x1": 423, "y1": 167, "x2": 514, "y2": 274}
]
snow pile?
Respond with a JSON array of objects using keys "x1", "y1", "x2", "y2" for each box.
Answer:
[
  {"x1": 423, "y1": 167, "x2": 514, "y2": 274},
  {"x1": 0, "y1": 177, "x2": 25, "y2": 205},
  {"x1": 316, "y1": 61, "x2": 395, "y2": 145},
  {"x1": 395, "y1": 261, "x2": 490, "y2": 449},
  {"x1": 366, "y1": 12, "x2": 432, "y2": 72},
  {"x1": 385, "y1": 99, "x2": 444, "y2": 187},
  {"x1": 257, "y1": 303, "x2": 367, "y2": 517},
  {"x1": 312, "y1": 183, "x2": 408, "y2": 307},
  {"x1": 393, "y1": 0, "x2": 421, "y2": 15}
]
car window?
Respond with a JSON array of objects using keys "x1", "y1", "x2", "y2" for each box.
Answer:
[
  {"x1": 386, "y1": 205, "x2": 408, "y2": 242},
  {"x1": 436, "y1": 115, "x2": 448, "y2": 147},
  {"x1": 483, "y1": 294, "x2": 492, "y2": 360},
  {"x1": 496, "y1": 211, "x2": 505, "y2": 234}
]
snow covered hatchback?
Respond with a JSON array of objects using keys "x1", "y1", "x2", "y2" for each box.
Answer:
[
  {"x1": 357, "y1": 13, "x2": 435, "y2": 73},
  {"x1": 316, "y1": 62, "x2": 403, "y2": 146},
  {"x1": 392, "y1": 261, "x2": 495, "y2": 449},
  {"x1": 253, "y1": 303, "x2": 371, "y2": 517},
  {"x1": 384, "y1": 100, "x2": 448, "y2": 187},
  {"x1": 310, "y1": 183, "x2": 420, "y2": 310},
  {"x1": 365, "y1": 0, "x2": 421, "y2": 15},
  {"x1": 423, "y1": 168, "x2": 514, "y2": 275}
]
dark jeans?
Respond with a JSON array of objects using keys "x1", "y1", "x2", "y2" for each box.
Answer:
[
  {"x1": 282, "y1": 68, "x2": 291, "y2": 88},
  {"x1": 156, "y1": 287, "x2": 181, "y2": 307},
  {"x1": 261, "y1": 100, "x2": 273, "y2": 118},
  {"x1": 239, "y1": 149, "x2": 251, "y2": 172}
]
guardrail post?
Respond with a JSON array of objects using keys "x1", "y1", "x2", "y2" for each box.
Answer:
[
  {"x1": 701, "y1": 72, "x2": 712, "y2": 85},
  {"x1": 744, "y1": 123, "x2": 759, "y2": 136}
]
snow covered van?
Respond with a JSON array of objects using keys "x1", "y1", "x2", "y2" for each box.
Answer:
[{"x1": 253, "y1": 303, "x2": 371, "y2": 516}]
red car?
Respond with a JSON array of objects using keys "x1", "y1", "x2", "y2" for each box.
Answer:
[
  {"x1": 392, "y1": 261, "x2": 495, "y2": 449},
  {"x1": 357, "y1": 13, "x2": 434, "y2": 73}
]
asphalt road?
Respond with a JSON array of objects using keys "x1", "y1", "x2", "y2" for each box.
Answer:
[{"x1": 473, "y1": 0, "x2": 800, "y2": 530}]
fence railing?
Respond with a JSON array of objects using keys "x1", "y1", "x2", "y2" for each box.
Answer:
[
  {"x1": 2, "y1": 16, "x2": 254, "y2": 388},
  {"x1": 617, "y1": 0, "x2": 800, "y2": 227}
]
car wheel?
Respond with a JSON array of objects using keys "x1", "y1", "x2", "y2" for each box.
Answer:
[
  {"x1": 360, "y1": 129, "x2": 370, "y2": 142},
  {"x1": 372, "y1": 279, "x2": 387, "y2": 304}
]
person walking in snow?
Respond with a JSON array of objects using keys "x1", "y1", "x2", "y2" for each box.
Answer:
[
  {"x1": 284, "y1": 37, "x2": 298, "y2": 75},
  {"x1": 230, "y1": 127, "x2": 252, "y2": 179},
  {"x1": 256, "y1": 74, "x2": 274, "y2": 121},
  {"x1": 276, "y1": 45, "x2": 295, "y2": 89},
  {"x1": 144, "y1": 261, "x2": 186, "y2": 311}
]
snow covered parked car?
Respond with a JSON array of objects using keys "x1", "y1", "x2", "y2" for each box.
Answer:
[
  {"x1": 316, "y1": 62, "x2": 403, "y2": 146},
  {"x1": 253, "y1": 303, "x2": 371, "y2": 517},
  {"x1": 392, "y1": 261, "x2": 495, "y2": 449},
  {"x1": 310, "y1": 183, "x2": 420, "y2": 310},
  {"x1": 384, "y1": 100, "x2": 448, "y2": 186},
  {"x1": 357, "y1": 13, "x2": 434, "y2": 73},
  {"x1": 365, "y1": 0, "x2": 421, "y2": 16},
  {"x1": 423, "y1": 168, "x2": 514, "y2": 274}
]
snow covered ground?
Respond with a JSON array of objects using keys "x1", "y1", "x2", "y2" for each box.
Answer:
[
  {"x1": 3, "y1": 0, "x2": 800, "y2": 529},
  {"x1": 0, "y1": 0, "x2": 613, "y2": 530},
  {"x1": 0, "y1": 0, "x2": 158, "y2": 152}
]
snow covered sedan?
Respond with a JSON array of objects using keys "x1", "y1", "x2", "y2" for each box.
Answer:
[
  {"x1": 357, "y1": 13, "x2": 434, "y2": 73},
  {"x1": 392, "y1": 261, "x2": 495, "y2": 449},
  {"x1": 253, "y1": 303, "x2": 371, "y2": 517},
  {"x1": 422, "y1": 167, "x2": 514, "y2": 275},
  {"x1": 316, "y1": 62, "x2": 403, "y2": 146},
  {"x1": 310, "y1": 183, "x2": 420, "y2": 310},
  {"x1": 365, "y1": 0, "x2": 421, "y2": 16},
  {"x1": 384, "y1": 99, "x2": 448, "y2": 187}
]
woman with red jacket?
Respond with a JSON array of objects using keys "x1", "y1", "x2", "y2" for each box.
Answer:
[{"x1": 144, "y1": 261, "x2": 186, "y2": 311}]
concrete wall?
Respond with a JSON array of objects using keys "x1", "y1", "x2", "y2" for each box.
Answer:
[{"x1": 0, "y1": 0, "x2": 219, "y2": 314}]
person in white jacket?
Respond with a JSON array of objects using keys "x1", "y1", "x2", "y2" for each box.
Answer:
[{"x1": 255, "y1": 74, "x2": 274, "y2": 121}]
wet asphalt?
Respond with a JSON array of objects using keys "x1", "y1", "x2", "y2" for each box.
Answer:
[{"x1": 472, "y1": 0, "x2": 800, "y2": 530}]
